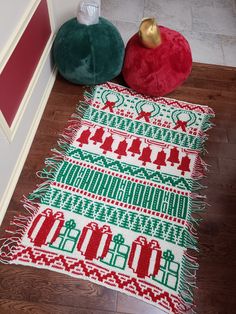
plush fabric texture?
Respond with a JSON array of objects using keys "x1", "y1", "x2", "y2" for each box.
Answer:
[
  {"x1": 53, "y1": 17, "x2": 124, "y2": 84},
  {"x1": 0, "y1": 83, "x2": 215, "y2": 314},
  {"x1": 122, "y1": 26, "x2": 192, "y2": 96}
]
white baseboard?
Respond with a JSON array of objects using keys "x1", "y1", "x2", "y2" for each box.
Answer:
[{"x1": 0, "y1": 66, "x2": 57, "y2": 226}]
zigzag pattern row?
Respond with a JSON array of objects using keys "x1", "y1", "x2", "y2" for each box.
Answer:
[
  {"x1": 68, "y1": 147, "x2": 192, "y2": 191},
  {"x1": 13, "y1": 246, "x2": 184, "y2": 314},
  {"x1": 102, "y1": 82, "x2": 214, "y2": 115}
]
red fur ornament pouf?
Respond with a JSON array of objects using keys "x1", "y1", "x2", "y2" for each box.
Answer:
[{"x1": 122, "y1": 25, "x2": 192, "y2": 97}]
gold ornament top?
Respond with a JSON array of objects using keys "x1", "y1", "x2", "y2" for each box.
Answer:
[{"x1": 139, "y1": 18, "x2": 161, "y2": 49}]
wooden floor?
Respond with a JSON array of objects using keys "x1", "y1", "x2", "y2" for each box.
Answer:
[{"x1": 0, "y1": 63, "x2": 236, "y2": 314}]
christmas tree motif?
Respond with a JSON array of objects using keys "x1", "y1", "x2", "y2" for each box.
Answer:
[
  {"x1": 90, "y1": 127, "x2": 105, "y2": 144},
  {"x1": 177, "y1": 154, "x2": 191, "y2": 175},
  {"x1": 153, "y1": 149, "x2": 167, "y2": 170},
  {"x1": 64, "y1": 194, "x2": 73, "y2": 211},
  {"x1": 167, "y1": 147, "x2": 180, "y2": 166},
  {"x1": 174, "y1": 133, "x2": 181, "y2": 145},
  {"x1": 76, "y1": 128, "x2": 91, "y2": 147},
  {"x1": 72, "y1": 197, "x2": 84, "y2": 215},
  {"x1": 114, "y1": 139, "x2": 128, "y2": 159},
  {"x1": 132, "y1": 215, "x2": 142, "y2": 233},
  {"x1": 108, "y1": 209, "x2": 119, "y2": 225},
  {"x1": 120, "y1": 212, "x2": 131, "y2": 230},
  {"x1": 138, "y1": 146, "x2": 152, "y2": 166},
  {"x1": 52, "y1": 192, "x2": 62, "y2": 209},
  {"x1": 77, "y1": 222, "x2": 112, "y2": 260},
  {"x1": 143, "y1": 218, "x2": 153, "y2": 236},
  {"x1": 100, "y1": 135, "x2": 114, "y2": 154},
  {"x1": 28, "y1": 209, "x2": 64, "y2": 247},
  {"x1": 100, "y1": 234, "x2": 130, "y2": 270},
  {"x1": 164, "y1": 130, "x2": 172, "y2": 143},
  {"x1": 84, "y1": 202, "x2": 96, "y2": 219},
  {"x1": 166, "y1": 226, "x2": 176, "y2": 244},
  {"x1": 50, "y1": 219, "x2": 80, "y2": 253},
  {"x1": 95, "y1": 205, "x2": 107, "y2": 222},
  {"x1": 153, "y1": 250, "x2": 180, "y2": 291},
  {"x1": 128, "y1": 236, "x2": 162, "y2": 278},
  {"x1": 128, "y1": 137, "x2": 142, "y2": 156},
  {"x1": 155, "y1": 223, "x2": 165, "y2": 240}
]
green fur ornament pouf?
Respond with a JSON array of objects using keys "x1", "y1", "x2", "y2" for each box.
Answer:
[{"x1": 53, "y1": 17, "x2": 125, "y2": 85}]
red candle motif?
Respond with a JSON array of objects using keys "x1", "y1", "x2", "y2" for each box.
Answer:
[
  {"x1": 76, "y1": 128, "x2": 91, "y2": 147},
  {"x1": 77, "y1": 222, "x2": 112, "y2": 260},
  {"x1": 167, "y1": 147, "x2": 180, "y2": 166},
  {"x1": 100, "y1": 135, "x2": 114, "y2": 153},
  {"x1": 153, "y1": 149, "x2": 167, "y2": 169},
  {"x1": 114, "y1": 139, "x2": 128, "y2": 159},
  {"x1": 177, "y1": 155, "x2": 191, "y2": 175},
  {"x1": 90, "y1": 127, "x2": 105, "y2": 144},
  {"x1": 128, "y1": 138, "x2": 142, "y2": 156},
  {"x1": 128, "y1": 236, "x2": 162, "y2": 278},
  {"x1": 138, "y1": 146, "x2": 152, "y2": 166},
  {"x1": 28, "y1": 209, "x2": 64, "y2": 247}
]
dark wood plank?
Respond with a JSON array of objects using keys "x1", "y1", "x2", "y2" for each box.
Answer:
[
  {"x1": 1, "y1": 62, "x2": 236, "y2": 314},
  {"x1": 0, "y1": 266, "x2": 117, "y2": 312},
  {"x1": 0, "y1": 298, "x2": 122, "y2": 314}
]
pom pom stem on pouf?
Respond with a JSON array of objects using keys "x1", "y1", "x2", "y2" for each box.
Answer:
[
  {"x1": 53, "y1": 2, "x2": 124, "y2": 85},
  {"x1": 122, "y1": 19, "x2": 192, "y2": 97}
]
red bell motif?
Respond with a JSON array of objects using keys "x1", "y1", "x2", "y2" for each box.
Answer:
[
  {"x1": 100, "y1": 135, "x2": 114, "y2": 153},
  {"x1": 90, "y1": 127, "x2": 105, "y2": 144},
  {"x1": 77, "y1": 222, "x2": 112, "y2": 260},
  {"x1": 76, "y1": 128, "x2": 91, "y2": 147},
  {"x1": 128, "y1": 138, "x2": 142, "y2": 156},
  {"x1": 153, "y1": 149, "x2": 166, "y2": 169},
  {"x1": 28, "y1": 209, "x2": 64, "y2": 247},
  {"x1": 114, "y1": 139, "x2": 128, "y2": 159},
  {"x1": 177, "y1": 154, "x2": 191, "y2": 175},
  {"x1": 128, "y1": 236, "x2": 162, "y2": 278},
  {"x1": 138, "y1": 146, "x2": 152, "y2": 165},
  {"x1": 167, "y1": 147, "x2": 180, "y2": 166}
]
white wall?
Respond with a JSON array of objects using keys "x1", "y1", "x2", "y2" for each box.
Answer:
[
  {"x1": 0, "y1": 55, "x2": 56, "y2": 225},
  {"x1": 0, "y1": 1, "x2": 56, "y2": 225},
  {"x1": 0, "y1": 0, "x2": 102, "y2": 225},
  {"x1": 51, "y1": 0, "x2": 101, "y2": 30}
]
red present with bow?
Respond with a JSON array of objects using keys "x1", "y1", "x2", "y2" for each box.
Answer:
[
  {"x1": 77, "y1": 222, "x2": 112, "y2": 260},
  {"x1": 28, "y1": 209, "x2": 64, "y2": 247},
  {"x1": 128, "y1": 236, "x2": 162, "y2": 278}
]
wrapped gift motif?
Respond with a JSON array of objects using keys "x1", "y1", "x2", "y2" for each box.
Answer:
[
  {"x1": 153, "y1": 250, "x2": 180, "y2": 291},
  {"x1": 77, "y1": 222, "x2": 112, "y2": 260},
  {"x1": 100, "y1": 234, "x2": 130, "y2": 270},
  {"x1": 27, "y1": 209, "x2": 64, "y2": 247},
  {"x1": 50, "y1": 219, "x2": 80, "y2": 253},
  {"x1": 128, "y1": 236, "x2": 162, "y2": 278}
]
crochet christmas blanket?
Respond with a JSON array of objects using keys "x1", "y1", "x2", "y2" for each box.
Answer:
[{"x1": 0, "y1": 82, "x2": 214, "y2": 313}]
